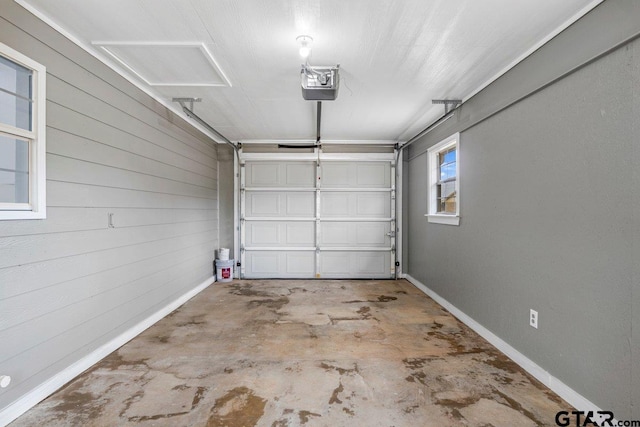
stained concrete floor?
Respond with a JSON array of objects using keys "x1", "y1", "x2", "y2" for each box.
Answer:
[{"x1": 11, "y1": 279, "x2": 574, "y2": 426}]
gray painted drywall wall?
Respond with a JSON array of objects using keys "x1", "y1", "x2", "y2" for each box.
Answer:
[
  {"x1": 632, "y1": 35, "x2": 640, "y2": 419},
  {"x1": 404, "y1": 0, "x2": 639, "y2": 418},
  {"x1": 218, "y1": 144, "x2": 235, "y2": 256},
  {"x1": 401, "y1": 150, "x2": 409, "y2": 276},
  {"x1": 0, "y1": 0, "x2": 219, "y2": 414}
]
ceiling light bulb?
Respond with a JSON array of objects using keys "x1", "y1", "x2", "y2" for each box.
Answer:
[
  {"x1": 296, "y1": 35, "x2": 313, "y2": 59},
  {"x1": 299, "y1": 45, "x2": 311, "y2": 58}
]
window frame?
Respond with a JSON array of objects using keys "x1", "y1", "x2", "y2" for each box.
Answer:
[
  {"x1": 426, "y1": 132, "x2": 460, "y2": 226},
  {"x1": 0, "y1": 42, "x2": 46, "y2": 220}
]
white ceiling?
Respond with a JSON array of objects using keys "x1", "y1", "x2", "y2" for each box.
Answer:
[{"x1": 18, "y1": 0, "x2": 601, "y2": 144}]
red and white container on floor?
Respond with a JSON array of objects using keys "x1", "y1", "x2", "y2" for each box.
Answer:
[{"x1": 215, "y1": 258, "x2": 234, "y2": 282}]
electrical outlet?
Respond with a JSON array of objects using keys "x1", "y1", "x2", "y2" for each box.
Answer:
[{"x1": 530, "y1": 309, "x2": 538, "y2": 329}]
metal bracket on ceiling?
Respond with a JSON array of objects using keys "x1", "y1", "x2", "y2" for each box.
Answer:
[
  {"x1": 172, "y1": 97, "x2": 202, "y2": 112},
  {"x1": 172, "y1": 97, "x2": 238, "y2": 150},
  {"x1": 432, "y1": 99, "x2": 462, "y2": 114}
]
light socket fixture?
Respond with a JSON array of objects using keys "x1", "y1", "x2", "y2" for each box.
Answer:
[{"x1": 296, "y1": 35, "x2": 313, "y2": 59}]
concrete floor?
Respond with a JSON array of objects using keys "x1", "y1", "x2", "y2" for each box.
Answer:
[{"x1": 11, "y1": 279, "x2": 574, "y2": 426}]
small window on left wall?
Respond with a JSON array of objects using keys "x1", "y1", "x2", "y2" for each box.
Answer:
[{"x1": 0, "y1": 42, "x2": 46, "y2": 220}]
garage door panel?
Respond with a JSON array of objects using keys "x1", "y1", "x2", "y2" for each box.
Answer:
[
  {"x1": 247, "y1": 252, "x2": 280, "y2": 275},
  {"x1": 321, "y1": 192, "x2": 390, "y2": 218},
  {"x1": 356, "y1": 163, "x2": 389, "y2": 187},
  {"x1": 356, "y1": 222, "x2": 390, "y2": 245},
  {"x1": 320, "y1": 222, "x2": 350, "y2": 245},
  {"x1": 246, "y1": 161, "x2": 315, "y2": 187},
  {"x1": 286, "y1": 222, "x2": 315, "y2": 245},
  {"x1": 319, "y1": 251, "x2": 391, "y2": 278},
  {"x1": 248, "y1": 163, "x2": 280, "y2": 186},
  {"x1": 321, "y1": 162, "x2": 390, "y2": 188},
  {"x1": 286, "y1": 252, "x2": 316, "y2": 274},
  {"x1": 356, "y1": 252, "x2": 389, "y2": 276},
  {"x1": 319, "y1": 252, "x2": 351, "y2": 274},
  {"x1": 246, "y1": 193, "x2": 280, "y2": 216},
  {"x1": 356, "y1": 193, "x2": 390, "y2": 216},
  {"x1": 286, "y1": 193, "x2": 315, "y2": 216},
  {"x1": 246, "y1": 222, "x2": 280, "y2": 245},
  {"x1": 246, "y1": 221, "x2": 315, "y2": 247},
  {"x1": 320, "y1": 163, "x2": 350, "y2": 187},
  {"x1": 286, "y1": 163, "x2": 316, "y2": 186},
  {"x1": 246, "y1": 192, "x2": 314, "y2": 218},
  {"x1": 245, "y1": 251, "x2": 315, "y2": 278},
  {"x1": 320, "y1": 193, "x2": 350, "y2": 216},
  {"x1": 321, "y1": 222, "x2": 390, "y2": 247}
]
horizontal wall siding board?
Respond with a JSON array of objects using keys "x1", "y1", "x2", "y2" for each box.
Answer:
[
  {"x1": 0, "y1": 242, "x2": 214, "y2": 335},
  {"x1": 0, "y1": 8, "x2": 216, "y2": 150},
  {"x1": 46, "y1": 79, "x2": 217, "y2": 164},
  {"x1": 47, "y1": 103, "x2": 218, "y2": 179},
  {"x1": 48, "y1": 128, "x2": 217, "y2": 189},
  {"x1": 0, "y1": 256, "x2": 213, "y2": 408},
  {"x1": 46, "y1": 74, "x2": 217, "y2": 161},
  {"x1": 0, "y1": 207, "x2": 216, "y2": 238},
  {"x1": 48, "y1": 181, "x2": 215, "y2": 210},
  {"x1": 47, "y1": 81, "x2": 216, "y2": 168},
  {"x1": 47, "y1": 155, "x2": 217, "y2": 200},
  {"x1": 0, "y1": 246, "x2": 213, "y2": 361},
  {"x1": 0, "y1": 2, "x2": 220, "y2": 417},
  {"x1": 0, "y1": 220, "x2": 215, "y2": 271},
  {"x1": 0, "y1": 229, "x2": 216, "y2": 299}
]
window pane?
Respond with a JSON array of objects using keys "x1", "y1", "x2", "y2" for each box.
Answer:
[
  {"x1": 0, "y1": 55, "x2": 33, "y2": 131},
  {"x1": 436, "y1": 181, "x2": 456, "y2": 214},
  {"x1": 444, "y1": 195, "x2": 456, "y2": 213},
  {"x1": 0, "y1": 135, "x2": 29, "y2": 204},
  {"x1": 442, "y1": 181, "x2": 456, "y2": 197},
  {"x1": 438, "y1": 147, "x2": 456, "y2": 182},
  {"x1": 442, "y1": 149, "x2": 456, "y2": 165},
  {"x1": 440, "y1": 162, "x2": 456, "y2": 181}
]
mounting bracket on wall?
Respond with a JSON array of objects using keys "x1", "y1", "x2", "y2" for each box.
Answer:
[
  {"x1": 432, "y1": 99, "x2": 462, "y2": 114},
  {"x1": 172, "y1": 97, "x2": 202, "y2": 112},
  {"x1": 172, "y1": 97, "x2": 238, "y2": 150}
]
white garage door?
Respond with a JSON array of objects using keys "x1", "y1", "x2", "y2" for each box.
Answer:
[{"x1": 240, "y1": 149, "x2": 396, "y2": 279}]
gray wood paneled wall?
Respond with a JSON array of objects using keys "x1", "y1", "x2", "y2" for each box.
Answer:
[{"x1": 0, "y1": 0, "x2": 219, "y2": 413}]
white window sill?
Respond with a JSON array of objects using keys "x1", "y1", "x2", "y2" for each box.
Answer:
[
  {"x1": 0, "y1": 210, "x2": 46, "y2": 220},
  {"x1": 425, "y1": 214, "x2": 460, "y2": 226}
]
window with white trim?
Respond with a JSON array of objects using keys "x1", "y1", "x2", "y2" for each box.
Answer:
[
  {"x1": 426, "y1": 133, "x2": 459, "y2": 226},
  {"x1": 0, "y1": 42, "x2": 46, "y2": 220}
]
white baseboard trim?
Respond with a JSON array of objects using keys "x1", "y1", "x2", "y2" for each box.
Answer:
[
  {"x1": 0, "y1": 276, "x2": 215, "y2": 427},
  {"x1": 404, "y1": 274, "x2": 601, "y2": 414}
]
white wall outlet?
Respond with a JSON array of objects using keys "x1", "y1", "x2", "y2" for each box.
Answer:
[{"x1": 530, "y1": 309, "x2": 538, "y2": 329}]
